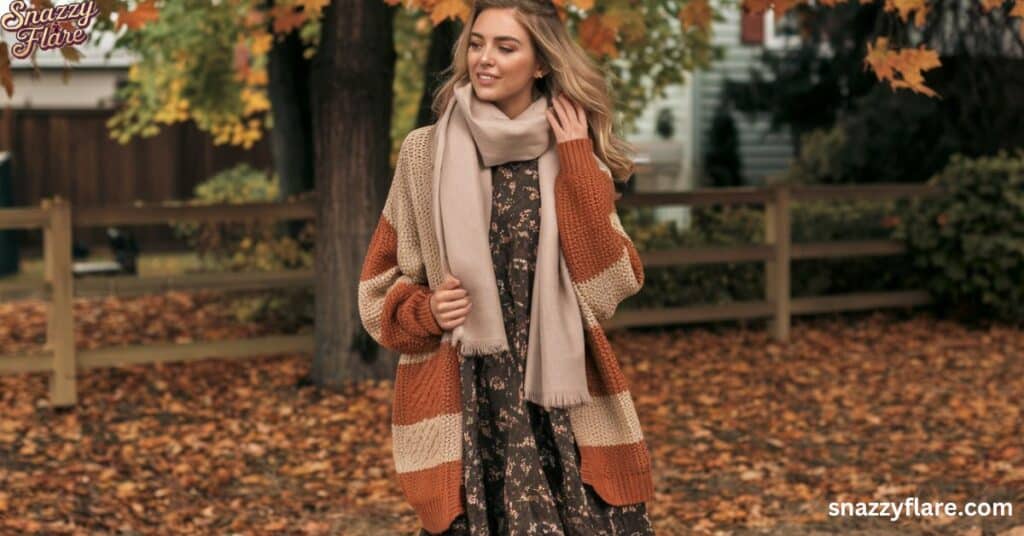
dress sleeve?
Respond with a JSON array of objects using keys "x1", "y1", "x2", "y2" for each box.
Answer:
[
  {"x1": 358, "y1": 134, "x2": 444, "y2": 354},
  {"x1": 554, "y1": 137, "x2": 645, "y2": 322}
]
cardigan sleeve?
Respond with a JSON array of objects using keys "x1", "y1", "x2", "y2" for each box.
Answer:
[
  {"x1": 358, "y1": 134, "x2": 443, "y2": 354},
  {"x1": 554, "y1": 137, "x2": 645, "y2": 322}
]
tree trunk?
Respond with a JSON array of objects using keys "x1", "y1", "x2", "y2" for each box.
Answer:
[
  {"x1": 310, "y1": 0, "x2": 398, "y2": 385},
  {"x1": 268, "y1": 28, "x2": 314, "y2": 198},
  {"x1": 416, "y1": 17, "x2": 461, "y2": 127}
]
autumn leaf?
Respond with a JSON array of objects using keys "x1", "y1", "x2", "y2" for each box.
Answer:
[
  {"x1": 680, "y1": 0, "x2": 712, "y2": 32},
  {"x1": 568, "y1": 0, "x2": 596, "y2": 10},
  {"x1": 271, "y1": 5, "x2": 307, "y2": 34},
  {"x1": 116, "y1": 0, "x2": 159, "y2": 31},
  {"x1": 885, "y1": 0, "x2": 929, "y2": 26},
  {"x1": 864, "y1": 37, "x2": 941, "y2": 97},
  {"x1": 979, "y1": 0, "x2": 1004, "y2": 10},
  {"x1": 578, "y1": 13, "x2": 620, "y2": 58},
  {"x1": 60, "y1": 46, "x2": 83, "y2": 64},
  {"x1": 1013, "y1": 0, "x2": 1024, "y2": 37},
  {"x1": 251, "y1": 32, "x2": 274, "y2": 56},
  {"x1": 430, "y1": 0, "x2": 471, "y2": 24}
]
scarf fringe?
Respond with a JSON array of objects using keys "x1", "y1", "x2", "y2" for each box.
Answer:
[
  {"x1": 525, "y1": 389, "x2": 594, "y2": 409},
  {"x1": 459, "y1": 338, "x2": 509, "y2": 356}
]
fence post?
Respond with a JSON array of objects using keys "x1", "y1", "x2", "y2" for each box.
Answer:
[
  {"x1": 764, "y1": 183, "x2": 791, "y2": 342},
  {"x1": 44, "y1": 196, "x2": 77, "y2": 406}
]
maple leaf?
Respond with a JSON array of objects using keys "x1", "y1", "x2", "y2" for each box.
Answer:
[
  {"x1": 578, "y1": 13, "x2": 620, "y2": 58},
  {"x1": 0, "y1": 43, "x2": 12, "y2": 98},
  {"x1": 117, "y1": 0, "x2": 159, "y2": 31},
  {"x1": 430, "y1": 0, "x2": 471, "y2": 24},
  {"x1": 680, "y1": 0, "x2": 713, "y2": 32},
  {"x1": 271, "y1": 5, "x2": 307, "y2": 34},
  {"x1": 864, "y1": 37, "x2": 941, "y2": 97},
  {"x1": 885, "y1": 0, "x2": 929, "y2": 26}
]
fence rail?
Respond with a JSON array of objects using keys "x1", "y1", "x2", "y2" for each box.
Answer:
[{"x1": 0, "y1": 183, "x2": 942, "y2": 406}]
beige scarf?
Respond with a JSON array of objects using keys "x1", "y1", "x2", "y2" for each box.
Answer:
[{"x1": 431, "y1": 79, "x2": 598, "y2": 409}]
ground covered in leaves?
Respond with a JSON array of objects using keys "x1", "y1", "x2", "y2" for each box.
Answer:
[{"x1": 1, "y1": 292, "x2": 1023, "y2": 535}]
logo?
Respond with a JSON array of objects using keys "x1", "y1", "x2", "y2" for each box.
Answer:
[{"x1": 0, "y1": 1, "x2": 100, "y2": 59}]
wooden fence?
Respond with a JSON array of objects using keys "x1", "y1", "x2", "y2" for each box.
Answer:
[{"x1": 0, "y1": 183, "x2": 941, "y2": 406}]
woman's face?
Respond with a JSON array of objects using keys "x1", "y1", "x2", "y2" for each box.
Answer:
[{"x1": 468, "y1": 8, "x2": 545, "y2": 119}]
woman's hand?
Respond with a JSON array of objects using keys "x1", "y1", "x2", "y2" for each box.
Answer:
[
  {"x1": 546, "y1": 93, "x2": 589, "y2": 143},
  {"x1": 429, "y1": 273, "x2": 472, "y2": 331}
]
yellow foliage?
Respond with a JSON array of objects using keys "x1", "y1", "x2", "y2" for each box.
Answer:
[
  {"x1": 864, "y1": 37, "x2": 941, "y2": 97},
  {"x1": 251, "y1": 32, "x2": 274, "y2": 56}
]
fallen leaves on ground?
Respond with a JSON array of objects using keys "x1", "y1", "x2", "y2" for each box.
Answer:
[{"x1": 1, "y1": 295, "x2": 1022, "y2": 534}]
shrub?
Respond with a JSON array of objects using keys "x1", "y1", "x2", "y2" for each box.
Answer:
[
  {"x1": 172, "y1": 163, "x2": 314, "y2": 328},
  {"x1": 894, "y1": 151, "x2": 1024, "y2": 323}
]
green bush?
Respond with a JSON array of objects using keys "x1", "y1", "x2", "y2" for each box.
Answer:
[
  {"x1": 894, "y1": 151, "x2": 1024, "y2": 323},
  {"x1": 618, "y1": 199, "x2": 916, "y2": 309},
  {"x1": 172, "y1": 163, "x2": 314, "y2": 327}
]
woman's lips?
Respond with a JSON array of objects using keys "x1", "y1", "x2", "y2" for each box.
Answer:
[{"x1": 476, "y1": 73, "x2": 499, "y2": 86}]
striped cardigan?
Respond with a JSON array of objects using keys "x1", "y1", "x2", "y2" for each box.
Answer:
[{"x1": 357, "y1": 124, "x2": 653, "y2": 533}]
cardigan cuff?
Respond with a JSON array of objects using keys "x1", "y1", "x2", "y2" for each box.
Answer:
[
  {"x1": 413, "y1": 289, "x2": 444, "y2": 336},
  {"x1": 556, "y1": 137, "x2": 602, "y2": 175}
]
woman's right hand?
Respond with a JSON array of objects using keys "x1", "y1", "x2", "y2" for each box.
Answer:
[{"x1": 430, "y1": 274, "x2": 472, "y2": 331}]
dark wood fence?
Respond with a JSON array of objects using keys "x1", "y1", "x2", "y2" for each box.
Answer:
[{"x1": 0, "y1": 107, "x2": 273, "y2": 248}]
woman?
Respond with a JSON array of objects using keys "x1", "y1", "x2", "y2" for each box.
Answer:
[{"x1": 357, "y1": 0, "x2": 654, "y2": 534}]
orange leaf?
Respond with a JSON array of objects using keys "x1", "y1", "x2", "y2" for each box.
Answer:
[
  {"x1": 1012, "y1": 0, "x2": 1024, "y2": 38},
  {"x1": 117, "y1": 0, "x2": 159, "y2": 31},
  {"x1": 271, "y1": 5, "x2": 307, "y2": 34},
  {"x1": 979, "y1": 0, "x2": 1004, "y2": 10},
  {"x1": 885, "y1": 0, "x2": 929, "y2": 25},
  {"x1": 578, "y1": 13, "x2": 620, "y2": 58},
  {"x1": 59, "y1": 46, "x2": 83, "y2": 63},
  {"x1": 430, "y1": 0, "x2": 470, "y2": 24},
  {"x1": 680, "y1": 0, "x2": 712, "y2": 31},
  {"x1": 864, "y1": 37, "x2": 941, "y2": 97}
]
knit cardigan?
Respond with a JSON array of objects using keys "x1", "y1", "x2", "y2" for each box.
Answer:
[{"x1": 357, "y1": 124, "x2": 654, "y2": 534}]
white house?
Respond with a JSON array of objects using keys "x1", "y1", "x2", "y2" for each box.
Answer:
[
  {"x1": 1, "y1": 0, "x2": 135, "y2": 110},
  {"x1": 625, "y1": 1, "x2": 798, "y2": 229}
]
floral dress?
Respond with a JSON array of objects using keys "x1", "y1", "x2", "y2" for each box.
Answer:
[{"x1": 420, "y1": 159, "x2": 655, "y2": 536}]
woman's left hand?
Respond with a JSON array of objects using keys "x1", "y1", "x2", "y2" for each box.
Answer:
[{"x1": 546, "y1": 93, "x2": 589, "y2": 143}]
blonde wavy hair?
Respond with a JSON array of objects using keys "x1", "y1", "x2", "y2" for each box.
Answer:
[{"x1": 430, "y1": 0, "x2": 637, "y2": 182}]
